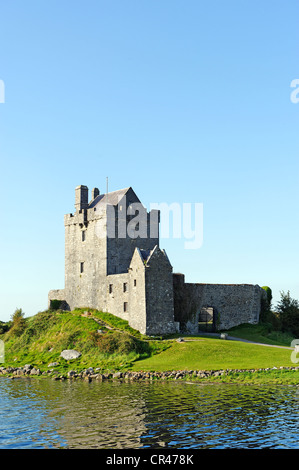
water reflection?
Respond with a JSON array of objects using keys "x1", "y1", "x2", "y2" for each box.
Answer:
[{"x1": 1, "y1": 378, "x2": 299, "y2": 449}]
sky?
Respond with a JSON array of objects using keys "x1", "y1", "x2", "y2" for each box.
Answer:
[{"x1": 0, "y1": 0, "x2": 298, "y2": 322}]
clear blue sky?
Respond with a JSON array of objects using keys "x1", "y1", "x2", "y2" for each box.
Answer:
[{"x1": 0, "y1": 0, "x2": 298, "y2": 322}]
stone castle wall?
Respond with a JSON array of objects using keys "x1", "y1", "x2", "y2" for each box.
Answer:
[
  {"x1": 63, "y1": 209, "x2": 107, "y2": 311},
  {"x1": 144, "y1": 248, "x2": 179, "y2": 335},
  {"x1": 127, "y1": 249, "x2": 147, "y2": 334},
  {"x1": 104, "y1": 273, "x2": 130, "y2": 321},
  {"x1": 173, "y1": 274, "x2": 264, "y2": 333}
]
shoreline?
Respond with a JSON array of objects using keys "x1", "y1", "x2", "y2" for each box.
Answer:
[{"x1": 1, "y1": 364, "x2": 299, "y2": 385}]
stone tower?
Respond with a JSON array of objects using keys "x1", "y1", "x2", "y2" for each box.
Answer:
[{"x1": 48, "y1": 185, "x2": 179, "y2": 335}]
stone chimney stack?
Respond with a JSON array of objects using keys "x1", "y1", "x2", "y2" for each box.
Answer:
[
  {"x1": 92, "y1": 187, "x2": 100, "y2": 200},
  {"x1": 75, "y1": 185, "x2": 89, "y2": 212}
]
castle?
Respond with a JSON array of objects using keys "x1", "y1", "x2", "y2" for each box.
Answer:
[{"x1": 49, "y1": 185, "x2": 265, "y2": 335}]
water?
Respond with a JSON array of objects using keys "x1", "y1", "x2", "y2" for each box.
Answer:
[{"x1": 0, "y1": 377, "x2": 299, "y2": 449}]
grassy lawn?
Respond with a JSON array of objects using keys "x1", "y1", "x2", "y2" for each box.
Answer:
[
  {"x1": 223, "y1": 323, "x2": 294, "y2": 346},
  {"x1": 130, "y1": 337, "x2": 293, "y2": 372}
]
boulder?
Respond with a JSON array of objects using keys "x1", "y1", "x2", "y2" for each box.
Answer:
[
  {"x1": 60, "y1": 350, "x2": 81, "y2": 360},
  {"x1": 113, "y1": 372, "x2": 123, "y2": 379},
  {"x1": 67, "y1": 370, "x2": 77, "y2": 378}
]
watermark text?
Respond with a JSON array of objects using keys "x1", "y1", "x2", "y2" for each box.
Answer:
[
  {"x1": 290, "y1": 79, "x2": 299, "y2": 104},
  {"x1": 94, "y1": 198, "x2": 203, "y2": 250},
  {"x1": 290, "y1": 339, "x2": 299, "y2": 363}
]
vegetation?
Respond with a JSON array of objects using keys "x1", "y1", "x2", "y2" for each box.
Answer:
[
  {"x1": 223, "y1": 323, "x2": 294, "y2": 346},
  {"x1": 10, "y1": 308, "x2": 27, "y2": 337},
  {"x1": 191, "y1": 368, "x2": 299, "y2": 386},
  {"x1": 50, "y1": 299, "x2": 62, "y2": 310},
  {"x1": 77, "y1": 308, "x2": 145, "y2": 339},
  {"x1": 262, "y1": 286, "x2": 272, "y2": 307},
  {"x1": 0, "y1": 289, "x2": 298, "y2": 384},
  {"x1": 0, "y1": 320, "x2": 11, "y2": 335},
  {"x1": 0, "y1": 309, "x2": 168, "y2": 373},
  {"x1": 276, "y1": 291, "x2": 299, "y2": 337},
  {"x1": 130, "y1": 336, "x2": 292, "y2": 372}
]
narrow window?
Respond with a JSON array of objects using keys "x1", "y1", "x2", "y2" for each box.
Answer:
[
  {"x1": 80, "y1": 262, "x2": 84, "y2": 273},
  {"x1": 109, "y1": 284, "x2": 113, "y2": 294},
  {"x1": 134, "y1": 279, "x2": 137, "y2": 287},
  {"x1": 123, "y1": 282, "x2": 128, "y2": 293},
  {"x1": 124, "y1": 302, "x2": 128, "y2": 312},
  {"x1": 82, "y1": 231, "x2": 86, "y2": 241}
]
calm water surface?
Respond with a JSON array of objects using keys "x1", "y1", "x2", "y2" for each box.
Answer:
[{"x1": 0, "y1": 377, "x2": 299, "y2": 449}]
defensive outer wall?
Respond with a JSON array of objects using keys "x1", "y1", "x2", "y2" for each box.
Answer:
[{"x1": 173, "y1": 273, "x2": 266, "y2": 333}]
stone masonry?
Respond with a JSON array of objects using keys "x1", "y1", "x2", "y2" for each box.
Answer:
[
  {"x1": 49, "y1": 185, "x2": 265, "y2": 335},
  {"x1": 173, "y1": 273, "x2": 266, "y2": 333},
  {"x1": 49, "y1": 185, "x2": 179, "y2": 335}
]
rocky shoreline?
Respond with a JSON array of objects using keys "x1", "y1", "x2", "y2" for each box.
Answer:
[{"x1": 1, "y1": 364, "x2": 299, "y2": 382}]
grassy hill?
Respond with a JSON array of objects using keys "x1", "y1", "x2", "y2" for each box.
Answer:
[
  {"x1": 0, "y1": 308, "x2": 169, "y2": 373},
  {"x1": 0, "y1": 308, "x2": 298, "y2": 384}
]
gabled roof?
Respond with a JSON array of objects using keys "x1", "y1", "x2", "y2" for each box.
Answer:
[
  {"x1": 129, "y1": 246, "x2": 172, "y2": 271},
  {"x1": 139, "y1": 246, "x2": 172, "y2": 267},
  {"x1": 89, "y1": 187, "x2": 135, "y2": 208},
  {"x1": 139, "y1": 249, "x2": 152, "y2": 262}
]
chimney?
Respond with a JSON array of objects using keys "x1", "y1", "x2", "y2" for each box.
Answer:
[
  {"x1": 92, "y1": 187, "x2": 100, "y2": 200},
  {"x1": 75, "y1": 185, "x2": 89, "y2": 212}
]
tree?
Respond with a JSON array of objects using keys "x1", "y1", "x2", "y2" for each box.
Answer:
[
  {"x1": 276, "y1": 291, "x2": 299, "y2": 337},
  {"x1": 0, "y1": 320, "x2": 12, "y2": 334},
  {"x1": 10, "y1": 308, "x2": 26, "y2": 336}
]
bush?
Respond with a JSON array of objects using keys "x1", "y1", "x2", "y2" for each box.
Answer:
[
  {"x1": 88, "y1": 330, "x2": 150, "y2": 356},
  {"x1": 10, "y1": 308, "x2": 27, "y2": 337},
  {"x1": 50, "y1": 300, "x2": 62, "y2": 310},
  {"x1": 0, "y1": 321, "x2": 12, "y2": 334},
  {"x1": 276, "y1": 291, "x2": 299, "y2": 337},
  {"x1": 99, "y1": 332, "x2": 135, "y2": 354}
]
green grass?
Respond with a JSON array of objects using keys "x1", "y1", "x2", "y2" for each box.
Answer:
[
  {"x1": 224, "y1": 323, "x2": 294, "y2": 346},
  {"x1": 0, "y1": 309, "x2": 167, "y2": 373},
  {"x1": 73, "y1": 308, "x2": 145, "y2": 338},
  {"x1": 1, "y1": 312, "x2": 297, "y2": 384},
  {"x1": 130, "y1": 337, "x2": 293, "y2": 372},
  {"x1": 173, "y1": 367, "x2": 299, "y2": 385},
  {"x1": 129, "y1": 335, "x2": 299, "y2": 384}
]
